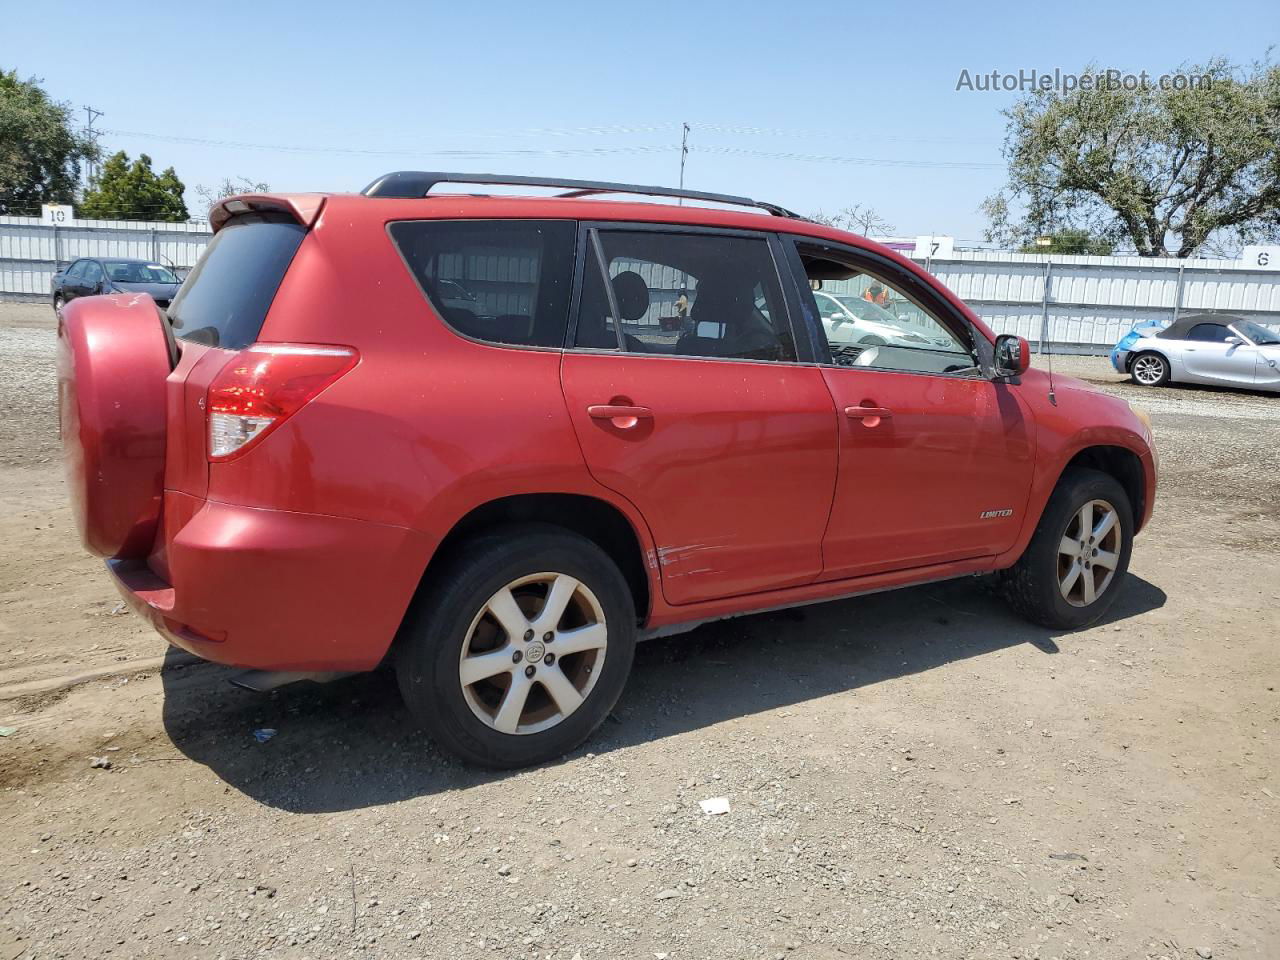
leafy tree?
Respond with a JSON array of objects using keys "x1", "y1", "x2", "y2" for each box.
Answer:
[
  {"x1": 79, "y1": 151, "x2": 189, "y2": 221},
  {"x1": 1018, "y1": 228, "x2": 1115, "y2": 256},
  {"x1": 808, "y1": 204, "x2": 896, "y2": 236},
  {"x1": 0, "y1": 69, "x2": 96, "y2": 215},
  {"x1": 983, "y1": 58, "x2": 1280, "y2": 258}
]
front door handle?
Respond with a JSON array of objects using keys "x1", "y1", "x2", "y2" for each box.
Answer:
[
  {"x1": 844, "y1": 405, "x2": 893, "y2": 426},
  {"x1": 587, "y1": 404, "x2": 653, "y2": 429},
  {"x1": 844, "y1": 407, "x2": 896, "y2": 419}
]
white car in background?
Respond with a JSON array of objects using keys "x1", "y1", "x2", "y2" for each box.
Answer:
[
  {"x1": 812, "y1": 289, "x2": 954, "y2": 349},
  {"x1": 1112, "y1": 313, "x2": 1280, "y2": 393}
]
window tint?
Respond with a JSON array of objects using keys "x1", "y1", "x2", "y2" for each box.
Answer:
[
  {"x1": 798, "y1": 249, "x2": 978, "y2": 376},
  {"x1": 168, "y1": 216, "x2": 306, "y2": 349},
  {"x1": 81, "y1": 261, "x2": 104, "y2": 283},
  {"x1": 576, "y1": 230, "x2": 794, "y2": 362},
  {"x1": 389, "y1": 220, "x2": 576, "y2": 348},
  {"x1": 1187, "y1": 323, "x2": 1231, "y2": 342}
]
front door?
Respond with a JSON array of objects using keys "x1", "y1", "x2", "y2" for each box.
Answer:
[
  {"x1": 783, "y1": 239, "x2": 1036, "y2": 580},
  {"x1": 560, "y1": 226, "x2": 838, "y2": 606},
  {"x1": 1180, "y1": 322, "x2": 1258, "y2": 386}
]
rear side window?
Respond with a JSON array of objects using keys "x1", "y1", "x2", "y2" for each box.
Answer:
[
  {"x1": 168, "y1": 216, "x2": 306, "y2": 349},
  {"x1": 388, "y1": 220, "x2": 576, "y2": 348}
]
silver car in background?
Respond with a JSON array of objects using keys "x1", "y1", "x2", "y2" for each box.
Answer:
[{"x1": 1112, "y1": 313, "x2": 1280, "y2": 393}]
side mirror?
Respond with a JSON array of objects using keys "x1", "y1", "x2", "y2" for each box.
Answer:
[
  {"x1": 994, "y1": 334, "x2": 1031, "y2": 378},
  {"x1": 1225, "y1": 335, "x2": 1243, "y2": 346}
]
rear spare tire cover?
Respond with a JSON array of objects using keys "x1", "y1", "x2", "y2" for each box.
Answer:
[{"x1": 57, "y1": 294, "x2": 172, "y2": 559}]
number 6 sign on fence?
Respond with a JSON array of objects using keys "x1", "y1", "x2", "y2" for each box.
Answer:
[{"x1": 1242, "y1": 246, "x2": 1279, "y2": 270}]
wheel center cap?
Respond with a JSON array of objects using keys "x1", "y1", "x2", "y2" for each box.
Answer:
[{"x1": 525, "y1": 640, "x2": 545, "y2": 664}]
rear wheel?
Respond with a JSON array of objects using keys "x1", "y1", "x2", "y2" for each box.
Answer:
[
  {"x1": 1130, "y1": 352, "x2": 1169, "y2": 386},
  {"x1": 52, "y1": 294, "x2": 65, "y2": 317},
  {"x1": 1000, "y1": 468, "x2": 1133, "y2": 630},
  {"x1": 396, "y1": 524, "x2": 636, "y2": 768}
]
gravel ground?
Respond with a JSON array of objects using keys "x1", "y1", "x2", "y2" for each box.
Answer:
[{"x1": 1, "y1": 301, "x2": 1277, "y2": 960}]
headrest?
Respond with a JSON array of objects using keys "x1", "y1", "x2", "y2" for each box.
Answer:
[{"x1": 612, "y1": 271, "x2": 650, "y2": 322}]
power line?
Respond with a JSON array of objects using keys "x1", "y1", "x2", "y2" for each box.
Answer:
[{"x1": 692, "y1": 145, "x2": 1002, "y2": 170}]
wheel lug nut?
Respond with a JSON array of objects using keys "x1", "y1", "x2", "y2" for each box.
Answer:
[
  {"x1": 543, "y1": 632, "x2": 553, "y2": 642},
  {"x1": 512, "y1": 650, "x2": 523, "y2": 663},
  {"x1": 523, "y1": 629, "x2": 534, "y2": 641},
  {"x1": 544, "y1": 652, "x2": 555, "y2": 666},
  {"x1": 524, "y1": 665, "x2": 536, "y2": 678}
]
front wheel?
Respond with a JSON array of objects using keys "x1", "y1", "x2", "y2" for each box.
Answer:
[
  {"x1": 52, "y1": 294, "x2": 65, "y2": 317},
  {"x1": 1000, "y1": 467, "x2": 1134, "y2": 630},
  {"x1": 396, "y1": 524, "x2": 636, "y2": 768},
  {"x1": 1130, "y1": 352, "x2": 1169, "y2": 387}
]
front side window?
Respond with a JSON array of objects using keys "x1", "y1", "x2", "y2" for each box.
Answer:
[
  {"x1": 1187, "y1": 323, "x2": 1231, "y2": 343},
  {"x1": 575, "y1": 229, "x2": 795, "y2": 362},
  {"x1": 797, "y1": 246, "x2": 977, "y2": 376},
  {"x1": 81, "y1": 261, "x2": 105, "y2": 284},
  {"x1": 104, "y1": 261, "x2": 179, "y2": 284},
  {"x1": 389, "y1": 220, "x2": 576, "y2": 348}
]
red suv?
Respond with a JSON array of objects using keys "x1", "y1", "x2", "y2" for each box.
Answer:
[{"x1": 57, "y1": 173, "x2": 1157, "y2": 768}]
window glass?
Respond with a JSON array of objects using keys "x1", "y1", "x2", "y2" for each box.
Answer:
[
  {"x1": 389, "y1": 220, "x2": 576, "y2": 348},
  {"x1": 576, "y1": 230, "x2": 795, "y2": 362},
  {"x1": 168, "y1": 216, "x2": 306, "y2": 349},
  {"x1": 1234, "y1": 320, "x2": 1280, "y2": 345},
  {"x1": 65, "y1": 261, "x2": 86, "y2": 279},
  {"x1": 81, "y1": 261, "x2": 104, "y2": 283},
  {"x1": 799, "y1": 251, "x2": 978, "y2": 376},
  {"x1": 1187, "y1": 323, "x2": 1231, "y2": 343},
  {"x1": 103, "y1": 261, "x2": 179, "y2": 284}
]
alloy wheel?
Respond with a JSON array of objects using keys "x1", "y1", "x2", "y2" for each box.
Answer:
[
  {"x1": 1057, "y1": 499, "x2": 1122, "y2": 607},
  {"x1": 458, "y1": 573, "x2": 608, "y2": 735},
  {"x1": 1132, "y1": 355, "x2": 1165, "y2": 385}
]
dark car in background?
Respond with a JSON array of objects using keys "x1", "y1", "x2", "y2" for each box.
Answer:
[{"x1": 51, "y1": 257, "x2": 182, "y2": 315}]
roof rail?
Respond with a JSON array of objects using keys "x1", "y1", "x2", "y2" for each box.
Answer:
[{"x1": 360, "y1": 171, "x2": 803, "y2": 219}]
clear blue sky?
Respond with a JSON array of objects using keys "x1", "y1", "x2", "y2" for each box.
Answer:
[{"x1": 6, "y1": 0, "x2": 1274, "y2": 237}]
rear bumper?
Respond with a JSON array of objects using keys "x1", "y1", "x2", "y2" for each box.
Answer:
[{"x1": 109, "y1": 494, "x2": 432, "y2": 671}]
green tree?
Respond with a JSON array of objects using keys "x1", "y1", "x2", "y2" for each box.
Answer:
[
  {"x1": 1018, "y1": 228, "x2": 1115, "y2": 256},
  {"x1": 0, "y1": 69, "x2": 96, "y2": 215},
  {"x1": 983, "y1": 58, "x2": 1280, "y2": 258},
  {"x1": 79, "y1": 151, "x2": 189, "y2": 221}
]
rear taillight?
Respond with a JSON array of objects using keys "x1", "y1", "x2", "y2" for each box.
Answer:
[{"x1": 206, "y1": 344, "x2": 358, "y2": 461}]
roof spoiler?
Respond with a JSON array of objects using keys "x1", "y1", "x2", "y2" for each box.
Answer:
[
  {"x1": 360, "y1": 171, "x2": 804, "y2": 219},
  {"x1": 209, "y1": 194, "x2": 326, "y2": 233}
]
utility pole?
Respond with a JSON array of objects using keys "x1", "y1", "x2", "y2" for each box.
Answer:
[
  {"x1": 83, "y1": 106, "x2": 104, "y2": 190},
  {"x1": 678, "y1": 122, "x2": 690, "y2": 199}
]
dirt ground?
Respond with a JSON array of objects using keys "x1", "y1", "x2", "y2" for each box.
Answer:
[{"x1": 1, "y1": 299, "x2": 1277, "y2": 960}]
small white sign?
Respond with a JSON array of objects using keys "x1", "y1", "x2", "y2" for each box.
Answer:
[
  {"x1": 41, "y1": 203, "x2": 74, "y2": 226},
  {"x1": 1241, "y1": 246, "x2": 1280, "y2": 270},
  {"x1": 913, "y1": 235, "x2": 955, "y2": 259}
]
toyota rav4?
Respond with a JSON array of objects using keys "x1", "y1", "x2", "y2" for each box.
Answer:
[{"x1": 57, "y1": 173, "x2": 1157, "y2": 768}]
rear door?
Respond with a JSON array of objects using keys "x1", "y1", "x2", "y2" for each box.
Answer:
[
  {"x1": 781, "y1": 237, "x2": 1035, "y2": 580},
  {"x1": 560, "y1": 225, "x2": 838, "y2": 606}
]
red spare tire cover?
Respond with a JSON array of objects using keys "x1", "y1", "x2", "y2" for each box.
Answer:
[{"x1": 57, "y1": 294, "x2": 172, "y2": 559}]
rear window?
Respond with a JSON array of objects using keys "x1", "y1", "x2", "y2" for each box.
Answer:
[
  {"x1": 168, "y1": 216, "x2": 306, "y2": 349},
  {"x1": 388, "y1": 219, "x2": 576, "y2": 348}
]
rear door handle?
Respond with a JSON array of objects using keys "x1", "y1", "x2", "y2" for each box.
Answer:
[
  {"x1": 844, "y1": 405, "x2": 893, "y2": 420},
  {"x1": 587, "y1": 404, "x2": 653, "y2": 429}
]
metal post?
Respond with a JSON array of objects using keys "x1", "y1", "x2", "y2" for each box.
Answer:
[
  {"x1": 52, "y1": 223, "x2": 62, "y2": 270},
  {"x1": 1039, "y1": 259, "x2": 1053, "y2": 353},
  {"x1": 1172, "y1": 261, "x2": 1185, "y2": 323},
  {"x1": 677, "y1": 122, "x2": 690, "y2": 199},
  {"x1": 151, "y1": 228, "x2": 159, "y2": 264}
]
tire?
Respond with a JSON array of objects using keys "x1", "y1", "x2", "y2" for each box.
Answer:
[
  {"x1": 1000, "y1": 467, "x2": 1134, "y2": 630},
  {"x1": 1130, "y1": 351, "x2": 1170, "y2": 387},
  {"x1": 396, "y1": 523, "x2": 637, "y2": 768},
  {"x1": 52, "y1": 294, "x2": 65, "y2": 316}
]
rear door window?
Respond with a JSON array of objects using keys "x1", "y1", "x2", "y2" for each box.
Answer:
[
  {"x1": 167, "y1": 215, "x2": 306, "y2": 349},
  {"x1": 388, "y1": 220, "x2": 576, "y2": 348},
  {"x1": 575, "y1": 229, "x2": 796, "y2": 362}
]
